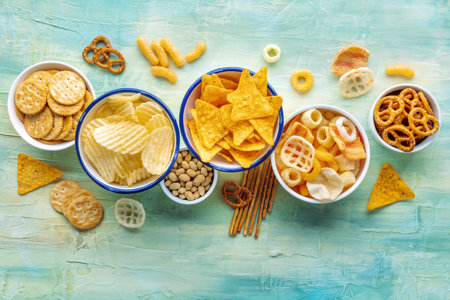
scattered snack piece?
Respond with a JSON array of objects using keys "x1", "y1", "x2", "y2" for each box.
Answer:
[
  {"x1": 82, "y1": 35, "x2": 111, "y2": 64},
  {"x1": 151, "y1": 66, "x2": 177, "y2": 83},
  {"x1": 185, "y1": 42, "x2": 206, "y2": 63},
  {"x1": 17, "y1": 153, "x2": 62, "y2": 195},
  {"x1": 164, "y1": 149, "x2": 214, "y2": 201},
  {"x1": 82, "y1": 36, "x2": 126, "y2": 74},
  {"x1": 368, "y1": 163, "x2": 415, "y2": 210},
  {"x1": 331, "y1": 45, "x2": 370, "y2": 76},
  {"x1": 160, "y1": 38, "x2": 185, "y2": 67},
  {"x1": 290, "y1": 69, "x2": 314, "y2": 93},
  {"x1": 262, "y1": 44, "x2": 281, "y2": 63},
  {"x1": 339, "y1": 67, "x2": 374, "y2": 98},
  {"x1": 136, "y1": 37, "x2": 159, "y2": 65},
  {"x1": 115, "y1": 198, "x2": 145, "y2": 228},
  {"x1": 66, "y1": 194, "x2": 103, "y2": 230},
  {"x1": 222, "y1": 181, "x2": 253, "y2": 208},
  {"x1": 386, "y1": 64, "x2": 414, "y2": 78},
  {"x1": 151, "y1": 41, "x2": 170, "y2": 67},
  {"x1": 49, "y1": 180, "x2": 81, "y2": 214}
]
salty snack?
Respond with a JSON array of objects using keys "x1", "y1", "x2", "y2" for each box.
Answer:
[
  {"x1": 160, "y1": 38, "x2": 185, "y2": 67},
  {"x1": 275, "y1": 109, "x2": 366, "y2": 201},
  {"x1": 368, "y1": 163, "x2": 415, "y2": 210},
  {"x1": 151, "y1": 41, "x2": 169, "y2": 67},
  {"x1": 151, "y1": 66, "x2": 177, "y2": 83},
  {"x1": 136, "y1": 37, "x2": 159, "y2": 65},
  {"x1": 24, "y1": 106, "x2": 54, "y2": 138},
  {"x1": 339, "y1": 67, "x2": 374, "y2": 98},
  {"x1": 82, "y1": 35, "x2": 111, "y2": 64},
  {"x1": 115, "y1": 198, "x2": 145, "y2": 228},
  {"x1": 187, "y1": 67, "x2": 282, "y2": 168},
  {"x1": 66, "y1": 193, "x2": 103, "y2": 230},
  {"x1": 82, "y1": 93, "x2": 175, "y2": 186},
  {"x1": 262, "y1": 44, "x2": 281, "y2": 63},
  {"x1": 82, "y1": 36, "x2": 126, "y2": 74},
  {"x1": 15, "y1": 79, "x2": 47, "y2": 114},
  {"x1": 185, "y1": 42, "x2": 207, "y2": 63},
  {"x1": 17, "y1": 153, "x2": 62, "y2": 195},
  {"x1": 163, "y1": 149, "x2": 214, "y2": 201},
  {"x1": 385, "y1": 64, "x2": 414, "y2": 78},
  {"x1": 222, "y1": 181, "x2": 253, "y2": 208},
  {"x1": 49, "y1": 180, "x2": 80, "y2": 214},
  {"x1": 373, "y1": 87, "x2": 439, "y2": 151},
  {"x1": 290, "y1": 69, "x2": 314, "y2": 93},
  {"x1": 331, "y1": 45, "x2": 370, "y2": 76}
]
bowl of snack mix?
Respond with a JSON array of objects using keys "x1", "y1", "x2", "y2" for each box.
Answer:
[
  {"x1": 180, "y1": 67, "x2": 284, "y2": 172},
  {"x1": 271, "y1": 105, "x2": 370, "y2": 204},
  {"x1": 369, "y1": 83, "x2": 440, "y2": 153},
  {"x1": 8, "y1": 61, "x2": 95, "y2": 151},
  {"x1": 75, "y1": 88, "x2": 180, "y2": 193},
  {"x1": 160, "y1": 146, "x2": 218, "y2": 204}
]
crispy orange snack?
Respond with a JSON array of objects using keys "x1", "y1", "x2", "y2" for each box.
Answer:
[
  {"x1": 219, "y1": 78, "x2": 238, "y2": 90},
  {"x1": 195, "y1": 100, "x2": 229, "y2": 149},
  {"x1": 202, "y1": 85, "x2": 233, "y2": 107},
  {"x1": 249, "y1": 95, "x2": 283, "y2": 145},
  {"x1": 368, "y1": 163, "x2": 415, "y2": 210},
  {"x1": 276, "y1": 122, "x2": 314, "y2": 154},
  {"x1": 17, "y1": 153, "x2": 62, "y2": 195},
  {"x1": 228, "y1": 148, "x2": 260, "y2": 169},
  {"x1": 331, "y1": 45, "x2": 370, "y2": 76},
  {"x1": 220, "y1": 104, "x2": 254, "y2": 145},
  {"x1": 329, "y1": 123, "x2": 366, "y2": 160},
  {"x1": 223, "y1": 134, "x2": 266, "y2": 152},
  {"x1": 251, "y1": 66, "x2": 268, "y2": 96},
  {"x1": 187, "y1": 119, "x2": 222, "y2": 162},
  {"x1": 201, "y1": 74, "x2": 224, "y2": 94}
]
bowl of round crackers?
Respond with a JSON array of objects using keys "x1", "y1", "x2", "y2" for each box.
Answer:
[
  {"x1": 180, "y1": 67, "x2": 284, "y2": 172},
  {"x1": 8, "y1": 61, "x2": 95, "y2": 151},
  {"x1": 75, "y1": 88, "x2": 180, "y2": 193}
]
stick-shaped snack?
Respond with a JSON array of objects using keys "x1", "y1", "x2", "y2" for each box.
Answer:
[
  {"x1": 161, "y1": 38, "x2": 185, "y2": 67},
  {"x1": 137, "y1": 37, "x2": 159, "y2": 65},
  {"x1": 151, "y1": 41, "x2": 169, "y2": 67},
  {"x1": 185, "y1": 42, "x2": 206, "y2": 63},
  {"x1": 151, "y1": 66, "x2": 177, "y2": 83}
]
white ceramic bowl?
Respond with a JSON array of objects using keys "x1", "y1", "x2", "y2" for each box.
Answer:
[
  {"x1": 369, "y1": 83, "x2": 441, "y2": 153},
  {"x1": 160, "y1": 146, "x2": 218, "y2": 205},
  {"x1": 75, "y1": 88, "x2": 180, "y2": 193},
  {"x1": 8, "y1": 61, "x2": 95, "y2": 151},
  {"x1": 179, "y1": 67, "x2": 284, "y2": 172},
  {"x1": 271, "y1": 104, "x2": 371, "y2": 204}
]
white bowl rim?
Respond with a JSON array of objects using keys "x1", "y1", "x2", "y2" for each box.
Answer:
[
  {"x1": 7, "y1": 60, "x2": 95, "y2": 151},
  {"x1": 179, "y1": 66, "x2": 284, "y2": 172},
  {"x1": 368, "y1": 83, "x2": 441, "y2": 153},
  {"x1": 271, "y1": 104, "x2": 371, "y2": 204},
  {"x1": 75, "y1": 88, "x2": 180, "y2": 194},
  {"x1": 159, "y1": 146, "x2": 219, "y2": 205}
]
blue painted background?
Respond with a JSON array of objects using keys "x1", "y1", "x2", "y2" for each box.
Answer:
[{"x1": 0, "y1": 0, "x2": 449, "y2": 299}]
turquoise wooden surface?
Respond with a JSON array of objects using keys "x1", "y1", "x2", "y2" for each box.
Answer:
[{"x1": 1, "y1": 0, "x2": 449, "y2": 299}]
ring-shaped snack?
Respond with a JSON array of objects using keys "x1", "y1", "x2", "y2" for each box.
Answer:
[
  {"x1": 335, "y1": 117, "x2": 357, "y2": 142},
  {"x1": 374, "y1": 96, "x2": 405, "y2": 127},
  {"x1": 281, "y1": 168, "x2": 303, "y2": 187},
  {"x1": 316, "y1": 126, "x2": 335, "y2": 149},
  {"x1": 263, "y1": 44, "x2": 281, "y2": 63},
  {"x1": 115, "y1": 198, "x2": 145, "y2": 228},
  {"x1": 290, "y1": 69, "x2": 314, "y2": 93},
  {"x1": 301, "y1": 109, "x2": 323, "y2": 129}
]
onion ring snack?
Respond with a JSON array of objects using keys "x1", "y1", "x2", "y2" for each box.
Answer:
[
  {"x1": 263, "y1": 44, "x2": 281, "y2": 63},
  {"x1": 290, "y1": 69, "x2": 314, "y2": 93}
]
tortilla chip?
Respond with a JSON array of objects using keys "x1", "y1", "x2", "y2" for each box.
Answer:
[
  {"x1": 224, "y1": 134, "x2": 266, "y2": 152},
  {"x1": 17, "y1": 153, "x2": 62, "y2": 195},
  {"x1": 228, "y1": 69, "x2": 273, "y2": 121},
  {"x1": 329, "y1": 123, "x2": 366, "y2": 160},
  {"x1": 251, "y1": 66, "x2": 268, "y2": 96},
  {"x1": 190, "y1": 108, "x2": 204, "y2": 145},
  {"x1": 228, "y1": 148, "x2": 261, "y2": 169},
  {"x1": 219, "y1": 77, "x2": 238, "y2": 90},
  {"x1": 218, "y1": 150, "x2": 233, "y2": 162},
  {"x1": 201, "y1": 74, "x2": 224, "y2": 94},
  {"x1": 187, "y1": 119, "x2": 222, "y2": 162},
  {"x1": 195, "y1": 100, "x2": 229, "y2": 149},
  {"x1": 217, "y1": 139, "x2": 230, "y2": 150},
  {"x1": 249, "y1": 95, "x2": 283, "y2": 145},
  {"x1": 202, "y1": 85, "x2": 233, "y2": 107},
  {"x1": 368, "y1": 163, "x2": 415, "y2": 210},
  {"x1": 220, "y1": 104, "x2": 254, "y2": 145}
]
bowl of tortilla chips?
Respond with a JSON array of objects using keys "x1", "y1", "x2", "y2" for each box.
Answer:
[{"x1": 180, "y1": 67, "x2": 284, "y2": 172}]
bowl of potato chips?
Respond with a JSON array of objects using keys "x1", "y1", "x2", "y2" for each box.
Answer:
[
  {"x1": 75, "y1": 88, "x2": 180, "y2": 193},
  {"x1": 180, "y1": 67, "x2": 284, "y2": 172},
  {"x1": 271, "y1": 105, "x2": 370, "y2": 204}
]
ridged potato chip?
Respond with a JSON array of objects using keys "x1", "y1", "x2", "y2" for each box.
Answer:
[
  {"x1": 126, "y1": 168, "x2": 154, "y2": 186},
  {"x1": 114, "y1": 154, "x2": 143, "y2": 179},
  {"x1": 83, "y1": 135, "x2": 117, "y2": 183},
  {"x1": 141, "y1": 126, "x2": 174, "y2": 175},
  {"x1": 114, "y1": 101, "x2": 138, "y2": 122},
  {"x1": 146, "y1": 113, "x2": 171, "y2": 133},
  {"x1": 108, "y1": 93, "x2": 141, "y2": 108},
  {"x1": 135, "y1": 101, "x2": 163, "y2": 124}
]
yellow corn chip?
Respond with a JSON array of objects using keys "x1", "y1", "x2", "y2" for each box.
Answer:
[
  {"x1": 219, "y1": 77, "x2": 238, "y2": 90},
  {"x1": 251, "y1": 66, "x2": 268, "y2": 96},
  {"x1": 228, "y1": 148, "x2": 261, "y2": 169},
  {"x1": 368, "y1": 163, "x2": 415, "y2": 210},
  {"x1": 195, "y1": 100, "x2": 229, "y2": 149},
  {"x1": 17, "y1": 153, "x2": 62, "y2": 195},
  {"x1": 201, "y1": 74, "x2": 224, "y2": 94},
  {"x1": 217, "y1": 139, "x2": 230, "y2": 150},
  {"x1": 228, "y1": 69, "x2": 273, "y2": 121},
  {"x1": 224, "y1": 134, "x2": 266, "y2": 152},
  {"x1": 246, "y1": 131, "x2": 260, "y2": 142},
  {"x1": 202, "y1": 85, "x2": 233, "y2": 107},
  {"x1": 220, "y1": 104, "x2": 254, "y2": 146},
  {"x1": 249, "y1": 95, "x2": 283, "y2": 145},
  {"x1": 187, "y1": 119, "x2": 222, "y2": 162},
  {"x1": 218, "y1": 150, "x2": 233, "y2": 162}
]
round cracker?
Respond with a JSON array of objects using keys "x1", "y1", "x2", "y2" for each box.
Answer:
[
  {"x1": 62, "y1": 111, "x2": 82, "y2": 141},
  {"x1": 66, "y1": 195, "x2": 103, "y2": 230},
  {"x1": 15, "y1": 105, "x2": 25, "y2": 122},
  {"x1": 47, "y1": 94, "x2": 84, "y2": 116},
  {"x1": 26, "y1": 70, "x2": 53, "y2": 89},
  {"x1": 62, "y1": 188, "x2": 94, "y2": 217},
  {"x1": 55, "y1": 116, "x2": 73, "y2": 140},
  {"x1": 15, "y1": 79, "x2": 47, "y2": 114},
  {"x1": 49, "y1": 180, "x2": 81, "y2": 214},
  {"x1": 24, "y1": 106, "x2": 54, "y2": 138},
  {"x1": 83, "y1": 90, "x2": 94, "y2": 111},
  {"x1": 38, "y1": 139, "x2": 64, "y2": 145},
  {"x1": 48, "y1": 69, "x2": 60, "y2": 75},
  {"x1": 49, "y1": 71, "x2": 86, "y2": 105},
  {"x1": 42, "y1": 114, "x2": 64, "y2": 140}
]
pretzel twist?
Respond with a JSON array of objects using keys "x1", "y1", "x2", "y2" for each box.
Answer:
[
  {"x1": 93, "y1": 47, "x2": 126, "y2": 74},
  {"x1": 222, "y1": 181, "x2": 253, "y2": 208}
]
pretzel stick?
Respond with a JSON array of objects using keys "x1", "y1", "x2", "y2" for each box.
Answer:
[
  {"x1": 240, "y1": 165, "x2": 260, "y2": 235},
  {"x1": 249, "y1": 161, "x2": 271, "y2": 236},
  {"x1": 229, "y1": 209, "x2": 239, "y2": 236},
  {"x1": 261, "y1": 169, "x2": 274, "y2": 219},
  {"x1": 243, "y1": 163, "x2": 265, "y2": 235},
  {"x1": 230, "y1": 170, "x2": 250, "y2": 235},
  {"x1": 267, "y1": 171, "x2": 278, "y2": 214},
  {"x1": 235, "y1": 170, "x2": 253, "y2": 234},
  {"x1": 254, "y1": 161, "x2": 272, "y2": 238}
]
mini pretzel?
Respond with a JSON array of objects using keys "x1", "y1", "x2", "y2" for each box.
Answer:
[
  {"x1": 418, "y1": 91, "x2": 434, "y2": 115},
  {"x1": 408, "y1": 107, "x2": 439, "y2": 136},
  {"x1": 82, "y1": 35, "x2": 111, "y2": 64},
  {"x1": 374, "y1": 96, "x2": 405, "y2": 127},
  {"x1": 382, "y1": 124, "x2": 415, "y2": 152},
  {"x1": 222, "y1": 181, "x2": 253, "y2": 208},
  {"x1": 93, "y1": 47, "x2": 126, "y2": 74}
]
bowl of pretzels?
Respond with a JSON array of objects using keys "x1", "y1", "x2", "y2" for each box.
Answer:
[{"x1": 369, "y1": 83, "x2": 441, "y2": 153}]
